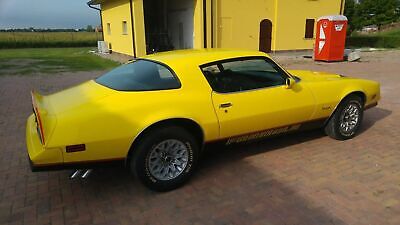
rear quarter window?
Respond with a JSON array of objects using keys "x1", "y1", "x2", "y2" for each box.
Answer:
[{"x1": 96, "y1": 60, "x2": 181, "y2": 91}]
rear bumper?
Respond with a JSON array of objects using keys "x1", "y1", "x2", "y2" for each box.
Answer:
[
  {"x1": 26, "y1": 115, "x2": 63, "y2": 171},
  {"x1": 27, "y1": 157, "x2": 60, "y2": 172},
  {"x1": 28, "y1": 156, "x2": 125, "y2": 172},
  {"x1": 27, "y1": 115, "x2": 125, "y2": 171}
]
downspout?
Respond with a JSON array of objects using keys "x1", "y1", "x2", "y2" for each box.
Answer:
[
  {"x1": 273, "y1": 0, "x2": 278, "y2": 52},
  {"x1": 203, "y1": 0, "x2": 207, "y2": 48},
  {"x1": 211, "y1": 0, "x2": 214, "y2": 48},
  {"x1": 87, "y1": 2, "x2": 104, "y2": 41},
  {"x1": 129, "y1": 0, "x2": 137, "y2": 58}
]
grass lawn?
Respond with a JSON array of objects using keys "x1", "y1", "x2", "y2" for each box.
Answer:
[
  {"x1": 367, "y1": 28, "x2": 400, "y2": 37},
  {"x1": 0, "y1": 48, "x2": 119, "y2": 75}
]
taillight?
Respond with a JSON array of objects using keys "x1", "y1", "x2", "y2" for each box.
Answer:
[{"x1": 31, "y1": 92, "x2": 45, "y2": 145}]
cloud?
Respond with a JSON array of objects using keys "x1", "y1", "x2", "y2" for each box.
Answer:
[{"x1": 0, "y1": 0, "x2": 100, "y2": 29}]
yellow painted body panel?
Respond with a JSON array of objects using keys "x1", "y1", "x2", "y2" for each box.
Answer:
[
  {"x1": 212, "y1": 84, "x2": 315, "y2": 138},
  {"x1": 26, "y1": 49, "x2": 380, "y2": 168},
  {"x1": 289, "y1": 69, "x2": 381, "y2": 119},
  {"x1": 26, "y1": 115, "x2": 63, "y2": 165}
]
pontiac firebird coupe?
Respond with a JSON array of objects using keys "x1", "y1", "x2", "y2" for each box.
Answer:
[{"x1": 26, "y1": 49, "x2": 380, "y2": 191}]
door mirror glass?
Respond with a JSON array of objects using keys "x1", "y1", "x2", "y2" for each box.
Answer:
[{"x1": 285, "y1": 78, "x2": 296, "y2": 89}]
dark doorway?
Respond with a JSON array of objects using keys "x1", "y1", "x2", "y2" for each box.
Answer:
[
  {"x1": 259, "y1": 19, "x2": 272, "y2": 53},
  {"x1": 143, "y1": 0, "x2": 194, "y2": 54}
]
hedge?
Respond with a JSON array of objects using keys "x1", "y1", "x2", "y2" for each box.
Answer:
[{"x1": 347, "y1": 35, "x2": 400, "y2": 48}]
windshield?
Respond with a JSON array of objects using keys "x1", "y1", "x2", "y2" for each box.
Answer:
[{"x1": 96, "y1": 60, "x2": 181, "y2": 91}]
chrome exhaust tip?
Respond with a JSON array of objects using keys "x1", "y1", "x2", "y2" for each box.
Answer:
[
  {"x1": 81, "y1": 169, "x2": 92, "y2": 179},
  {"x1": 70, "y1": 170, "x2": 82, "y2": 179}
]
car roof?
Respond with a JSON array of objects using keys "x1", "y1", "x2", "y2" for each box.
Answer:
[{"x1": 142, "y1": 49, "x2": 269, "y2": 67}]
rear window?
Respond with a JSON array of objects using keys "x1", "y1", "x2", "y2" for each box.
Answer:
[{"x1": 96, "y1": 60, "x2": 181, "y2": 91}]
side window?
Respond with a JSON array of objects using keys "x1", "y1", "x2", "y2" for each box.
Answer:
[
  {"x1": 96, "y1": 60, "x2": 181, "y2": 91},
  {"x1": 305, "y1": 19, "x2": 315, "y2": 39},
  {"x1": 122, "y1": 21, "x2": 128, "y2": 35},
  {"x1": 201, "y1": 58, "x2": 287, "y2": 93},
  {"x1": 107, "y1": 23, "x2": 111, "y2": 35},
  {"x1": 223, "y1": 59, "x2": 279, "y2": 73}
]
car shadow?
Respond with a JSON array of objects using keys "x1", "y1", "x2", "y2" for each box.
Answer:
[
  {"x1": 199, "y1": 106, "x2": 392, "y2": 164},
  {"x1": 51, "y1": 107, "x2": 391, "y2": 224},
  {"x1": 57, "y1": 130, "x2": 335, "y2": 224},
  {"x1": 358, "y1": 107, "x2": 392, "y2": 134},
  {"x1": 65, "y1": 140, "x2": 347, "y2": 224}
]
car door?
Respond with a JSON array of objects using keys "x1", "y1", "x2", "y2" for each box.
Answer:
[{"x1": 201, "y1": 57, "x2": 316, "y2": 140}]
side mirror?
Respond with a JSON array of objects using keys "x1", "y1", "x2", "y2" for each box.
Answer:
[{"x1": 285, "y1": 77, "x2": 296, "y2": 89}]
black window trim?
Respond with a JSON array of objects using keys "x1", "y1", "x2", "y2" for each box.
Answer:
[
  {"x1": 96, "y1": 58, "x2": 182, "y2": 92},
  {"x1": 199, "y1": 56, "x2": 294, "y2": 94}
]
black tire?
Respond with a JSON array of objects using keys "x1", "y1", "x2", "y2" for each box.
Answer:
[
  {"x1": 324, "y1": 95, "x2": 364, "y2": 140},
  {"x1": 130, "y1": 126, "x2": 199, "y2": 192}
]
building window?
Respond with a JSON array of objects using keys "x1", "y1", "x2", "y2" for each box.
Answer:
[
  {"x1": 122, "y1": 21, "x2": 128, "y2": 35},
  {"x1": 107, "y1": 23, "x2": 111, "y2": 35},
  {"x1": 305, "y1": 19, "x2": 315, "y2": 39}
]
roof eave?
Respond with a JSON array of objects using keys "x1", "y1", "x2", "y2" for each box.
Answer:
[{"x1": 87, "y1": 0, "x2": 104, "y2": 5}]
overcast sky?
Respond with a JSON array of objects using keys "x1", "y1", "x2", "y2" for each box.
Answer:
[{"x1": 0, "y1": 0, "x2": 100, "y2": 29}]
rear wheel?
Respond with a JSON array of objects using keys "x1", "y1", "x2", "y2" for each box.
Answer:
[
  {"x1": 130, "y1": 126, "x2": 199, "y2": 192},
  {"x1": 325, "y1": 95, "x2": 364, "y2": 140}
]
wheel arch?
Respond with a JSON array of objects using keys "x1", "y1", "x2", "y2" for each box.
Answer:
[
  {"x1": 347, "y1": 91, "x2": 366, "y2": 106},
  {"x1": 126, "y1": 118, "x2": 205, "y2": 165},
  {"x1": 325, "y1": 90, "x2": 366, "y2": 125}
]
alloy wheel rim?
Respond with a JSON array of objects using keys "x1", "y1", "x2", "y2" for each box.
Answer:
[
  {"x1": 148, "y1": 139, "x2": 189, "y2": 181},
  {"x1": 339, "y1": 103, "x2": 360, "y2": 135}
]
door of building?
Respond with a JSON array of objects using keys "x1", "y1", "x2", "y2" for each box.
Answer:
[{"x1": 259, "y1": 19, "x2": 272, "y2": 53}]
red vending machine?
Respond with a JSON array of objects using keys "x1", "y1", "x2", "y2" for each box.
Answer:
[{"x1": 314, "y1": 15, "x2": 348, "y2": 62}]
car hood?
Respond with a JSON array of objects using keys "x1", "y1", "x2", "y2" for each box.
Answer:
[
  {"x1": 288, "y1": 70, "x2": 345, "y2": 82},
  {"x1": 45, "y1": 80, "x2": 116, "y2": 115}
]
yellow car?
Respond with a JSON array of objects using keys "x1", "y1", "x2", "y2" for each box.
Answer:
[{"x1": 26, "y1": 49, "x2": 380, "y2": 191}]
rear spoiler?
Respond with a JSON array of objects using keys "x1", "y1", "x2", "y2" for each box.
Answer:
[{"x1": 31, "y1": 90, "x2": 46, "y2": 145}]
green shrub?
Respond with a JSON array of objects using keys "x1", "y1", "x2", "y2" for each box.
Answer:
[{"x1": 347, "y1": 35, "x2": 400, "y2": 48}]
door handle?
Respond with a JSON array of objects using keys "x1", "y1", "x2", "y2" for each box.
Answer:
[{"x1": 220, "y1": 103, "x2": 232, "y2": 108}]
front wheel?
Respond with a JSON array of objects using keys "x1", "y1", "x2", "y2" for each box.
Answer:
[
  {"x1": 131, "y1": 126, "x2": 199, "y2": 192},
  {"x1": 325, "y1": 95, "x2": 364, "y2": 140}
]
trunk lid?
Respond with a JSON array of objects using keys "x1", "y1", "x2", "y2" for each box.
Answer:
[
  {"x1": 30, "y1": 80, "x2": 116, "y2": 145},
  {"x1": 45, "y1": 80, "x2": 116, "y2": 115}
]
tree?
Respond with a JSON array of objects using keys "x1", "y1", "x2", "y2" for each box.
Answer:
[
  {"x1": 86, "y1": 25, "x2": 94, "y2": 32},
  {"x1": 344, "y1": 0, "x2": 359, "y2": 33},
  {"x1": 344, "y1": 0, "x2": 400, "y2": 33},
  {"x1": 360, "y1": 0, "x2": 399, "y2": 27}
]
